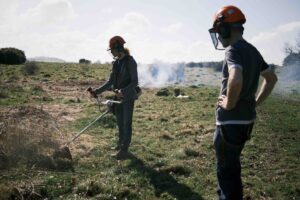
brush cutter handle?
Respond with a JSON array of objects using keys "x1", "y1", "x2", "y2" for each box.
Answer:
[{"x1": 101, "y1": 100, "x2": 122, "y2": 105}]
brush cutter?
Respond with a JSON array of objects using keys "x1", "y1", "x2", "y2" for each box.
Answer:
[{"x1": 53, "y1": 97, "x2": 121, "y2": 161}]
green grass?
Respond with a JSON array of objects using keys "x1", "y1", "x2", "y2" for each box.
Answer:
[
  {"x1": 0, "y1": 63, "x2": 299, "y2": 199},
  {"x1": 241, "y1": 94, "x2": 300, "y2": 199}
]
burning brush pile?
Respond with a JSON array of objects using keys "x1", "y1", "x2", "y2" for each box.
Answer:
[{"x1": 0, "y1": 106, "x2": 73, "y2": 171}]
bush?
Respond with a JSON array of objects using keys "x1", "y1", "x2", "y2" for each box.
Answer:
[
  {"x1": 22, "y1": 61, "x2": 39, "y2": 75},
  {"x1": 156, "y1": 88, "x2": 169, "y2": 96},
  {"x1": 0, "y1": 47, "x2": 26, "y2": 64},
  {"x1": 79, "y1": 58, "x2": 91, "y2": 64}
]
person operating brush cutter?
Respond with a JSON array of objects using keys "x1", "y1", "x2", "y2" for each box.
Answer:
[{"x1": 88, "y1": 36, "x2": 140, "y2": 160}]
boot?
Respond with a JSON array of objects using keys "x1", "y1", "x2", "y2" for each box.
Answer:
[
  {"x1": 116, "y1": 149, "x2": 128, "y2": 160},
  {"x1": 112, "y1": 146, "x2": 128, "y2": 160}
]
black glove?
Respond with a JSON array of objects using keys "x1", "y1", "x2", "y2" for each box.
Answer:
[{"x1": 87, "y1": 87, "x2": 98, "y2": 98}]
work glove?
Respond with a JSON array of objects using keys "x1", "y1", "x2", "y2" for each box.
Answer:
[{"x1": 86, "y1": 87, "x2": 98, "y2": 98}]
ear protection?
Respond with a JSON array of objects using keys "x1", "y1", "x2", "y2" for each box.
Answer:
[
  {"x1": 213, "y1": 15, "x2": 231, "y2": 39},
  {"x1": 216, "y1": 22, "x2": 231, "y2": 39}
]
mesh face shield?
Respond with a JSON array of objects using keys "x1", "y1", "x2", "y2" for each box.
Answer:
[{"x1": 208, "y1": 28, "x2": 225, "y2": 50}]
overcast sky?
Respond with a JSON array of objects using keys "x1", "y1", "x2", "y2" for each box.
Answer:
[{"x1": 1, "y1": 0, "x2": 300, "y2": 64}]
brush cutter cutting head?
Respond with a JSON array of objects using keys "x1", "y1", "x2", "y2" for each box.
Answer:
[{"x1": 53, "y1": 146, "x2": 73, "y2": 161}]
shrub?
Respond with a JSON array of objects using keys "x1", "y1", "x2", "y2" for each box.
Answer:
[
  {"x1": 79, "y1": 58, "x2": 91, "y2": 64},
  {"x1": 22, "y1": 61, "x2": 39, "y2": 75},
  {"x1": 156, "y1": 88, "x2": 169, "y2": 96},
  {"x1": 0, "y1": 47, "x2": 26, "y2": 64}
]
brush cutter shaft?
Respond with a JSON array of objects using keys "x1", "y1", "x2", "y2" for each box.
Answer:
[
  {"x1": 64, "y1": 99, "x2": 121, "y2": 146},
  {"x1": 66, "y1": 110, "x2": 109, "y2": 146}
]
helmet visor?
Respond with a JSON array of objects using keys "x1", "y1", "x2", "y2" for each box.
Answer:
[{"x1": 208, "y1": 28, "x2": 225, "y2": 50}]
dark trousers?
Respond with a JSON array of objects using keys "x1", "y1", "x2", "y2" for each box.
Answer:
[
  {"x1": 213, "y1": 123, "x2": 253, "y2": 200},
  {"x1": 115, "y1": 100, "x2": 135, "y2": 151}
]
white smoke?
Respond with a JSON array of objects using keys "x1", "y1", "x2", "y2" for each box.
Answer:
[
  {"x1": 275, "y1": 63, "x2": 300, "y2": 94},
  {"x1": 138, "y1": 62, "x2": 185, "y2": 88},
  {"x1": 279, "y1": 64, "x2": 300, "y2": 81}
]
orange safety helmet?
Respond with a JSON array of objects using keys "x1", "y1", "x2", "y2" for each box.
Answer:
[
  {"x1": 213, "y1": 5, "x2": 246, "y2": 27},
  {"x1": 109, "y1": 36, "x2": 126, "y2": 49},
  {"x1": 209, "y1": 5, "x2": 246, "y2": 50}
]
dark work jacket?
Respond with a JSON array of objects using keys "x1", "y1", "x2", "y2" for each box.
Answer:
[{"x1": 95, "y1": 55, "x2": 138, "y2": 102}]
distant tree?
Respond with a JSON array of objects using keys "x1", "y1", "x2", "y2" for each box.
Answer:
[
  {"x1": 295, "y1": 34, "x2": 300, "y2": 52},
  {"x1": 283, "y1": 52, "x2": 300, "y2": 67},
  {"x1": 200, "y1": 61, "x2": 223, "y2": 72},
  {"x1": 186, "y1": 62, "x2": 199, "y2": 68},
  {"x1": 283, "y1": 34, "x2": 300, "y2": 67},
  {"x1": 186, "y1": 61, "x2": 223, "y2": 71},
  {"x1": 79, "y1": 58, "x2": 91, "y2": 64},
  {"x1": 284, "y1": 42, "x2": 294, "y2": 55},
  {"x1": 0, "y1": 47, "x2": 26, "y2": 64}
]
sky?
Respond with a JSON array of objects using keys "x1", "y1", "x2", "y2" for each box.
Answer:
[{"x1": 1, "y1": 0, "x2": 300, "y2": 65}]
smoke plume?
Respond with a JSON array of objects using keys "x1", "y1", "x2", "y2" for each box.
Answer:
[
  {"x1": 138, "y1": 62, "x2": 185, "y2": 88},
  {"x1": 275, "y1": 63, "x2": 300, "y2": 94}
]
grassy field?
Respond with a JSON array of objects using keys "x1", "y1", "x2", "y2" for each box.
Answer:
[{"x1": 0, "y1": 62, "x2": 299, "y2": 199}]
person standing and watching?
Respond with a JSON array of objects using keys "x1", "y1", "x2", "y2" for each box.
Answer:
[{"x1": 208, "y1": 5, "x2": 277, "y2": 199}]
